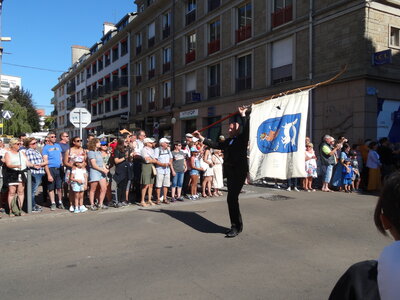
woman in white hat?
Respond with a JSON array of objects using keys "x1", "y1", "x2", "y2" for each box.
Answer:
[{"x1": 140, "y1": 138, "x2": 157, "y2": 206}]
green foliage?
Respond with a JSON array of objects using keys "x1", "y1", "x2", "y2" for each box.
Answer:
[
  {"x1": 8, "y1": 87, "x2": 40, "y2": 132},
  {"x1": 44, "y1": 116, "x2": 55, "y2": 131},
  {"x1": 2, "y1": 99, "x2": 32, "y2": 136}
]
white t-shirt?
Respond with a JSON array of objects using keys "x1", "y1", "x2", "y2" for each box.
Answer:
[
  {"x1": 134, "y1": 140, "x2": 144, "y2": 156},
  {"x1": 378, "y1": 240, "x2": 400, "y2": 300},
  {"x1": 72, "y1": 168, "x2": 87, "y2": 183}
]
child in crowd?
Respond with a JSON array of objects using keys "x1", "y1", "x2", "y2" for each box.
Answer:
[
  {"x1": 70, "y1": 160, "x2": 88, "y2": 213},
  {"x1": 349, "y1": 151, "x2": 361, "y2": 192},
  {"x1": 329, "y1": 171, "x2": 400, "y2": 299},
  {"x1": 342, "y1": 158, "x2": 354, "y2": 193},
  {"x1": 189, "y1": 147, "x2": 204, "y2": 200}
]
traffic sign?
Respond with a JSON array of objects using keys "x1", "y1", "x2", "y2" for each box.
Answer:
[
  {"x1": 69, "y1": 107, "x2": 91, "y2": 128},
  {"x1": 2, "y1": 110, "x2": 13, "y2": 120}
]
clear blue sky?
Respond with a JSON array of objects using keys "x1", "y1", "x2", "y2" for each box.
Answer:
[{"x1": 2, "y1": 0, "x2": 136, "y2": 114}]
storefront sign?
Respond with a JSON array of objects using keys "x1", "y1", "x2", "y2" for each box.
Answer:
[
  {"x1": 372, "y1": 49, "x2": 392, "y2": 66},
  {"x1": 180, "y1": 109, "x2": 198, "y2": 119}
]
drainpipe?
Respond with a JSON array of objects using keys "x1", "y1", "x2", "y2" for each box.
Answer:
[
  {"x1": 171, "y1": 0, "x2": 176, "y2": 140},
  {"x1": 308, "y1": 0, "x2": 314, "y2": 141}
]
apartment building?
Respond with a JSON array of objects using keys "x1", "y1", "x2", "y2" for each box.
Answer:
[
  {"x1": 126, "y1": 0, "x2": 400, "y2": 143},
  {"x1": 0, "y1": 74, "x2": 21, "y2": 101},
  {"x1": 51, "y1": 13, "x2": 136, "y2": 138}
]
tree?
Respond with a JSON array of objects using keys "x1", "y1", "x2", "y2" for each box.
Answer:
[
  {"x1": 43, "y1": 116, "x2": 55, "y2": 131},
  {"x1": 2, "y1": 99, "x2": 32, "y2": 136},
  {"x1": 8, "y1": 87, "x2": 40, "y2": 132}
]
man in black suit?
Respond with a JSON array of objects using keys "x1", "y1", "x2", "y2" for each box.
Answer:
[{"x1": 193, "y1": 106, "x2": 249, "y2": 238}]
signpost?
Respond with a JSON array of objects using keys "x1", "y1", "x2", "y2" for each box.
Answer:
[
  {"x1": 1, "y1": 109, "x2": 13, "y2": 135},
  {"x1": 69, "y1": 107, "x2": 91, "y2": 139}
]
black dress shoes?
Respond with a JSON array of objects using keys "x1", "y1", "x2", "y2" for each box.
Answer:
[{"x1": 225, "y1": 228, "x2": 239, "y2": 238}]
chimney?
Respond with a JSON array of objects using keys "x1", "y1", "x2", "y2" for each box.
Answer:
[{"x1": 71, "y1": 45, "x2": 90, "y2": 65}]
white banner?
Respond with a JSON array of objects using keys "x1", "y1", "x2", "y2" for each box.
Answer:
[{"x1": 249, "y1": 90, "x2": 310, "y2": 180}]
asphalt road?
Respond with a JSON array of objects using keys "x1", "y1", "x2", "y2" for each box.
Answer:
[{"x1": 0, "y1": 186, "x2": 388, "y2": 300}]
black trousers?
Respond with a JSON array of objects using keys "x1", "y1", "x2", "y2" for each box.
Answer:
[
  {"x1": 116, "y1": 178, "x2": 128, "y2": 204},
  {"x1": 225, "y1": 165, "x2": 247, "y2": 231}
]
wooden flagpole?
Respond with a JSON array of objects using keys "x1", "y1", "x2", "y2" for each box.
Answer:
[{"x1": 197, "y1": 65, "x2": 347, "y2": 133}]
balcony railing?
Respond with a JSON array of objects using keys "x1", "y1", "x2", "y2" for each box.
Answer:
[
  {"x1": 136, "y1": 105, "x2": 142, "y2": 113},
  {"x1": 272, "y1": 5, "x2": 293, "y2": 28},
  {"x1": 112, "y1": 78, "x2": 120, "y2": 91},
  {"x1": 208, "y1": 39, "x2": 220, "y2": 54},
  {"x1": 136, "y1": 75, "x2": 142, "y2": 85},
  {"x1": 98, "y1": 86, "x2": 104, "y2": 98},
  {"x1": 120, "y1": 76, "x2": 128, "y2": 88},
  {"x1": 236, "y1": 76, "x2": 252, "y2": 92},
  {"x1": 136, "y1": 45, "x2": 142, "y2": 55},
  {"x1": 162, "y1": 26, "x2": 170, "y2": 39},
  {"x1": 163, "y1": 62, "x2": 171, "y2": 73},
  {"x1": 208, "y1": 0, "x2": 220, "y2": 12},
  {"x1": 186, "y1": 10, "x2": 196, "y2": 26},
  {"x1": 208, "y1": 84, "x2": 220, "y2": 98},
  {"x1": 236, "y1": 24, "x2": 252, "y2": 43},
  {"x1": 91, "y1": 89, "x2": 98, "y2": 100},
  {"x1": 148, "y1": 69, "x2": 155, "y2": 80},
  {"x1": 149, "y1": 101, "x2": 155, "y2": 110},
  {"x1": 185, "y1": 50, "x2": 196, "y2": 64},
  {"x1": 163, "y1": 97, "x2": 171, "y2": 107},
  {"x1": 67, "y1": 100, "x2": 76, "y2": 111},
  {"x1": 185, "y1": 90, "x2": 201, "y2": 103},
  {"x1": 148, "y1": 37, "x2": 155, "y2": 48}
]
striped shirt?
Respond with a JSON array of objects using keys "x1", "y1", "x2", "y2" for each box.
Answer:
[{"x1": 26, "y1": 148, "x2": 45, "y2": 175}]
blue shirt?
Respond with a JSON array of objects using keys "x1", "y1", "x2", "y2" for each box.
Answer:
[{"x1": 42, "y1": 144, "x2": 63, "y2": 168}]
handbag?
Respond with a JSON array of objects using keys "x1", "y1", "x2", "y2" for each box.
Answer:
[{"x1": 151, "y1": 164, "x2": 157, "y2": 176}]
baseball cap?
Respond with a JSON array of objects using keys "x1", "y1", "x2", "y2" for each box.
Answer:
[
  {"x1": 192, "y1": 137, "x2": 199, "y2": 142},
  {"x1": 185, "y1": 133, "x2": 193, "y2": 138},
  {"x1": 100, "y1": 141, "x2": 107, "y2": 146},
  {"x1": 159, "y1": 137, "x2": 170, "y2": 144},
  {"x1": 143, "y1": 137, "x2": 155, "y2": 144}
]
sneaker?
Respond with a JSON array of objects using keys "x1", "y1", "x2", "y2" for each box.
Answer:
[
  {"x1": 89, "y1": 205, "x2": 97, "y2": 211},
  {"x1": 58, "y1": 203, "x2": 65, "y2": 210},
  {"x1": 274, "y1": 184, "x2": 281, "y2": 189},
  {"x1": 121, "y1": 201, "x2": 129, "y2": 206},
  {"x1": 79, "y1": 205, "x2": 88, "y2": 213},
  {"x1": 98, "y1": 204, "x2": 109, "y2": 210},
  {"x1": 294, "y1": 187, "x2": 300, "y2": 192},
  {"x1": 191, "y1": 196, "x2": 197, "y2": 201},
  {"x1": 160, "y1": 196, "x2": 164, "y2": 201},
  {"x1": 74, "y1": 208, "x2": 80, "y2": 214},
  {"x1": 69, "y1": 206, "x2": 75, "y2": 212},
  {"x1": 50, "y1": 203, "x2": 56, "y2": 211},
  {"x1": 170, "y1": 197, "x2": 176, "y2": 203},
  {"x1": 177, "y1": 197, "x2": 184, "y2": 201},
  {"x1": 286, "y1": 187, "x2": 291, "y2": 192},
  {"x1": 34, "y1": 205, "x2": 42, "y2": 211}
]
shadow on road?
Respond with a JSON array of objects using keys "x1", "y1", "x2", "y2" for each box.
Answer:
[{"x1": 143, "y1": 209, "x2": 228, "y2": 234}]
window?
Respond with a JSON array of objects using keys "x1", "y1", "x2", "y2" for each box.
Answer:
[
  {"x1": 163, "y1": 47, "x2": 171, "y2": 73},
  {"x1": 121, "y1": 39, "x2": 128, "y2": 56},
  {"x1": 98, "y1": 101, "x2": 103, "y2": 115},
  {"x1": 98, "y1": 57, "x2": 103, "y2": 71},
  {"x1": 163, "y1": 81, "x2": 171, "y2": 106},
  {"x1": 236, "y1": 54, "x2": 252, "y2": 91},
  {"x1": 136, "y1": 33, "x2": 142, "y2": 54},
  {"x1": 105, "y1": 51, "x2": 111, "y2": 66},
  {"x1": 185, "y1": 72, "x2": 198, "y2": 103},
  {"x1": 112, "y1": 96, "x2": 119, "y2": 111},
  {"x1": 148, "y1": 87, "x2": 155, "y2": 110},
  {"x1": 186, "y1": 33, "x2": 196, "y2": 64},
  {"x1": 208, "y1": 0, "x2": 220, "y2": 12},
  {"x1": 271, "y1": 37, "x2": 293, "y2": 84},
  {"x1": 121, "y1": 92, "x2": 128, "y2": 108},
  {"x1": 208, "y1": 64, "x2": 220, "y2": 98},
  {"x1": 186, "y1": 0, "x2": 196, "y2": 25},
  {"x1": 105, "y1": 99, "x2": 111, "y2": 112},
  {"x1": 147, "y1": 0, "x2": 155, "y2": 6},
  {"x1": 136, "y1": 91, "x2": 143, "y2": 113},
  {"x1": 163, "y1": 12, "x2": 171, "y2": 39},
  {"x1": 148, "y1": 55, "x2": 155, "y2": 79},
  {"x1": 272, "y1": 0, "x2": 293, "y2": 28},
  {"x1": 92, "y1": 63, "x2": 97, "y2": 75},
  {"x1": 390, "y1": 26, "x2": 400, "y2": 48},
  {"x1": 112, "y1": 45, "x2": 119, "y2": 62},
  {"x1": 148, "y1": 22, "x2": 155, "y2": 47},
  {"x1": 120, "y1": 66, "x2": 128, "y2": 87},
  {"x1": 139, "y1": 4, "x2": 145, "y2": 12},
  {"x1": 237, "y1": 3, "x2": 252, "y2": 43},
  {"x1": 135, "y1": 62, "x2": 142, "y2": 84},
  {"x1": 92, "y1": 104, "x2": 97, "y2": 116},
  {"x1": 208, "y1": 20, "x2": 221, "y2": 54}
]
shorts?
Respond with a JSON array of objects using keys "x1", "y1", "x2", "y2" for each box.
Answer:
[
  {"x1": 343, "y1": 178, "x2": 353, "y2": 185},
  {"x1": 321, "y1": 165, "x2": 333, "y2": 183},
  {"x1": 71, "y1": 182, "x2": 84, "y2": 192},
  {"x1": 48, "y1": 167, "x2": 62, "y2": 191},
  {"x1": 156, "y1": 172, "x2": 171, "y2": 188},
  {"x1": 172, "y1": 172, "x2": 184, "y2": 188}
]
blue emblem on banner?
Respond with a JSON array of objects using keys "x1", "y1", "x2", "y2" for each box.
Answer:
[{"x1": 257, "y1": 113, "x2": 301, "y2": 154}]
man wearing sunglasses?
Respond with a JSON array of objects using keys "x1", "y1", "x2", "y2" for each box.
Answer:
[
  {"x1": 42, "y1": 132, "x2": 64, "y2": 210},
  {"x1": 57, "y1": 132, "x2": 70, "y2": 201}
]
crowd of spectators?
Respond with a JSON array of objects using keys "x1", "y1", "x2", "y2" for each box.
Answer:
[{"x1": 0, "y1": 130, "x2": 399, "y2": 217}]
